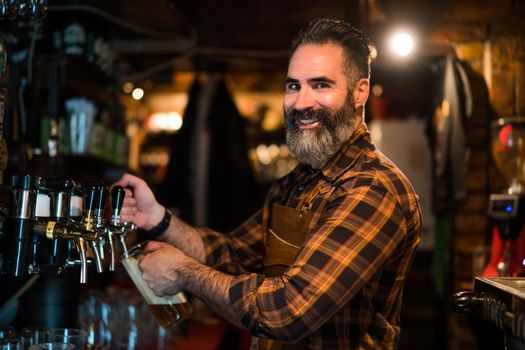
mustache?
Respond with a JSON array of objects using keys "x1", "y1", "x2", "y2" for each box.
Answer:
[{"x1": 284, "y1": 107, "x2": 332, "y2": 130}]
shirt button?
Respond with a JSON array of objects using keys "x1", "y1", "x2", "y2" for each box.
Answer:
[{"x1": 298, "y1": 185, "x2": 305, "y2": 191}]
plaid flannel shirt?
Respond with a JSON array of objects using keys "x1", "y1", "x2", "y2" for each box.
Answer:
[{"x1": 199, "y1": 123, "x2": 422, "y2": 349}]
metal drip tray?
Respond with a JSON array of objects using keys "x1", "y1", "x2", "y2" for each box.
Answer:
[
  {"x1": 452, "y1": 277, "x2": 525, "y2": 346},
  {"x1": 471, "y1": 277, "x2": 525, "y2": 342},
  {"x1": 478, "y1": 277, "x2": 525, "y2": 300}
]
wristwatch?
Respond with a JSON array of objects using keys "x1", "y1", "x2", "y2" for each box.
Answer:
[{"x1": 141, "y1": 208, "x2": 172, "y2": 240}]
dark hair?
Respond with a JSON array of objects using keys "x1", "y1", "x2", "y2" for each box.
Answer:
[{"x1": 290, "y1": 18, "x2": 372, "y2": 87}]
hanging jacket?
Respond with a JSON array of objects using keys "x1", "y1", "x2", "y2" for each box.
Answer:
[{"x1": 158, "y1": 75, "x2": 262, "y2": 232}]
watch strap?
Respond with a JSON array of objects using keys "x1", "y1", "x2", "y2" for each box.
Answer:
[{"x1": 140, "y1": 208, "x2": 172, "y2": 240}]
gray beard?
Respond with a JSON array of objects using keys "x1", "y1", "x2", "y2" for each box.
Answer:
[{"x1": 284, "y1": 96, "x2": 356, "y2": 169}]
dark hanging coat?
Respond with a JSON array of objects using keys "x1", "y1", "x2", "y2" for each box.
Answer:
[{"x1": 158, "y1": 76, "x2": 262, "y2": 232}]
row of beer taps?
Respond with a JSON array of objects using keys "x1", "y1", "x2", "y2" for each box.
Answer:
[{"x1": 0, "y1": 174, "x2": 135, "y2": 283}]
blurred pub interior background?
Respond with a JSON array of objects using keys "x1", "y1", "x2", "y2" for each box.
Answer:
[{"x1": 0, "y1": 0, "x2": 524, "y2": 349}]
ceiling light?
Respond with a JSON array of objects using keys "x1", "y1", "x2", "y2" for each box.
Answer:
[
  {"x1": 147, "y1": 112, "x2": 183, "y2": 132},
  {"x1": 132, "y1": 88, "x2": 144, "y2": 100},
  {"x1": 390, "y1": 31, "x2": 414, "y2": 57}
]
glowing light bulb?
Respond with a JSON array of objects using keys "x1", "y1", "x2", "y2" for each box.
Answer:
[
  {"x1": 390, "y1": 31, "x2": 414, "y2": 57},
  {"x1": 132, "y1": 88, "x2": 144, "y2": 100}
]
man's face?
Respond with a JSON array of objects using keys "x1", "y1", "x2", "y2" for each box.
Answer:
[{"x1": 284, "y1": 43, "x2": 356, "y2": 169}]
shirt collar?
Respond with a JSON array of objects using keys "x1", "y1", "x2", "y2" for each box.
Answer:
[{"x1": 318, "y1": 122, "x2": 371, "y2": 182}]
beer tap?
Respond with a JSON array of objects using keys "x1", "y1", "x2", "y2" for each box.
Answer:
[
  {"x1": 92, "y1": 183, "x2": 107, "y2": 274},
  {"x1": 44, "y1": 178, "x2": 74, "y2": 266},
  {"x1": 107, "y1": 186, "x2": 133, "y2": 260},
  {"x1": 32, "y1": 219, "x2": 92, "y2": 278},
  {"x1": 81, "y1": 183, "x2": 106, "y2": 276},
  {"x1": 67, "y1": 182, "x2": 83, "y2": 263},
  {"x1": 32, "y1": 185, "x2": 51, "y2": 270},
  {"x1": 104, "y1": 186, "x2": 125, "y2": 271},
  {"x1": 1, "y1": 174, "x2": 39, "y2": 277},
  {"x1": 33, "y1": 182, "x2": 100, "y2": 283},
  {"x1": 96, "y1": 184, "x2": 110, "y2": 263},
  {"x1": 32, "y1": 180, "x2": 99, "y2": 283},
  {"x1": 29, "y1": 178, "x2": 74, "y2": 278}
]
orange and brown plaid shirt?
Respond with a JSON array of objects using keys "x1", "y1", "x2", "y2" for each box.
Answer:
[{"x1": 199, "y1": 123, "x2": 422, "y2": 349}]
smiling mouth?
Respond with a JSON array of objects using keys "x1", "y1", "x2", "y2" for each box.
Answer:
[{"x1": 297, "y1": 117, "x2": 321, "y2": 129}]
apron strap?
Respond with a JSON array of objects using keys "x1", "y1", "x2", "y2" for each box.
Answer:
[{"x1": 298, "y1": 178, "x2": 326, "y2": 214}]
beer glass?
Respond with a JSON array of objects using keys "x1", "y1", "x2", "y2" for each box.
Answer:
[
  {"x1": 0, "y1": 338, "x2": 22, "y2": 350},
  {"x1": 46, "y1": 329, "x2": 86, "y2": 350},
  {"x1": 21, "y1": 326, "x2": 48, "y2": 347},
  {"x1": 121, "y1": 242, "x2": 193, "y2": 329},
  {"x1": 78, "y1": 293, "x2": 111, "y2": 350},
  {"x1": 0, "y1": 328, "x2": 16, "y2": 340},
  {"x1": 28, "y1": 344, "x2": 75, "y2": 350}
]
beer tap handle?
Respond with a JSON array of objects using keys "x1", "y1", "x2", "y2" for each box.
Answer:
[
  {"x1": 82, "y1": 183, "x2": 99, "y2": 230},
  {"x1": 83, "y1": 183, "x2": 100, "y2": 210},
  {"x1": 108, "y1": 186, "x2": 126, "y2": 266},
  {"x1": 95, "y1": 185, "x2": 109, "y2": 263},
  {"x1": 111, "y1": 186, "x2": 125, "y2": 224},
  {"x1": 83, "y1": 181, "x2": 108, "y2": 212},
  {"x1": 95, "y1": 184, "x2": 108, "y2": 223}
]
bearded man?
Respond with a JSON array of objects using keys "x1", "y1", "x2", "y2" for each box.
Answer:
[{"x1": 115, "y1": 18, "x2": 422, "y2": 350}]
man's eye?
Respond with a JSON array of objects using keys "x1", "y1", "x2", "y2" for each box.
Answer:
[
  {"x1": 286, "y1": 83, "x2": 300, "y2": 91},
  {"x1": 313, "y1": 82, "x2": 329, "y2": 89}
]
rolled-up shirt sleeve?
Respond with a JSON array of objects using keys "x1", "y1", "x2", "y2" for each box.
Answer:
[
  {"x1": 228, "y1": 179, "x2": 410, "y2": 342},
  {"x1": 198, "y1": 209, "x2": 265, "y2": 275}
]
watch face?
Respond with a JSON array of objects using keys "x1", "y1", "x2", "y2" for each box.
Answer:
[{"x1": 0, "y1": 37, "x2": 6, "y2": 77}]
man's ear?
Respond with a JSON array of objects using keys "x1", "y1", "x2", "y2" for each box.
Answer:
[{"x1": 353, "y1": 78, "x2": 370, "y2": 109}]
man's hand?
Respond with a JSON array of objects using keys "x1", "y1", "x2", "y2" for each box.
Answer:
[
  {"x1": 112, "y1": 173, "x2": 165, "y2": 230},
  {"x1": 138, "y1": 242, "x2": 244, "y2": 329},
  {"x1": 114, "y1": 174, "x2": 207, "y2": 263},
  {"x1": 139, "y1": 241, "x2": 190, "y2": 296}
]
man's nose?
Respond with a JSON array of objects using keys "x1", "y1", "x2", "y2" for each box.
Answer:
[{"x1": 294, "y1": 88, "x2": 316, "y2": 110}]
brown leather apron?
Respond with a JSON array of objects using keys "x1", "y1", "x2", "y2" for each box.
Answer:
[{"x1": 255, "y1": 179, "x2": 327, "y2": 350}]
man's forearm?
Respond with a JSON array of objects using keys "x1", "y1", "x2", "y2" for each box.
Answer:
[
  {"x1": 158, "y1": 214, "x2": 207, "y2": 263},
  {"x1": 180, "y1": 259, "x2": 245, "y2": 329}
]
